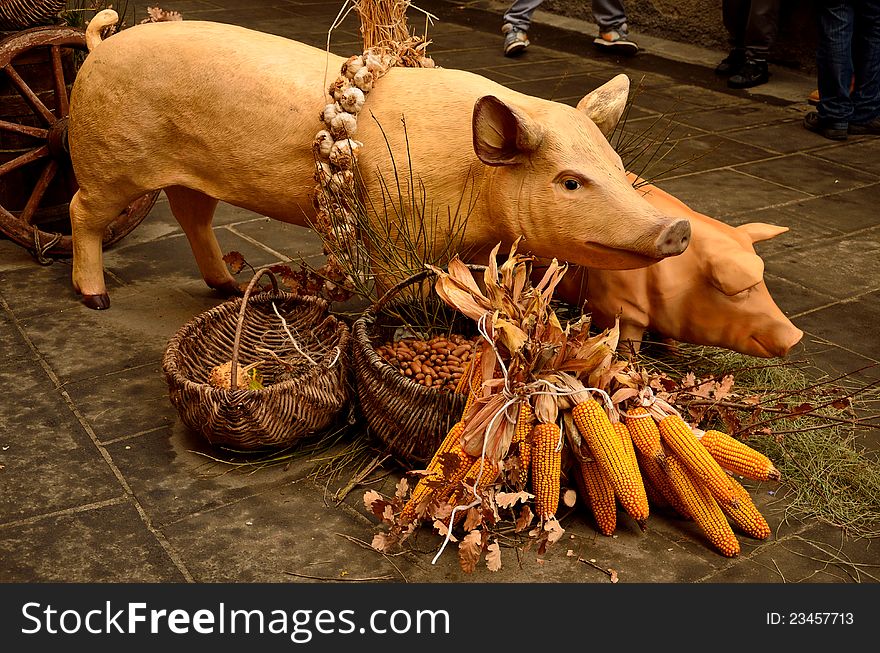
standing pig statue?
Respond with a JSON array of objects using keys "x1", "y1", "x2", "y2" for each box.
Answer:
[
  {"x1": 67, "y1": 11, "x2": 690, "y2": 309},
  {"x1": 557, "y1": 177, "x2": 803, "y2": 358}
]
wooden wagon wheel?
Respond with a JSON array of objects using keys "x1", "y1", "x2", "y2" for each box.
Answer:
[{"x1": 0, "y1": 25, "x2": 157, "y2": 263}]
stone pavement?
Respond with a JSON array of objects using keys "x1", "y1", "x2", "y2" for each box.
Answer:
[{"x1": 0, "y1": 0, "x2": 877, "y2": 584}]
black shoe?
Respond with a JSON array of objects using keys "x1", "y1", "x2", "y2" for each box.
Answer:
[
  {"x1": 715, "y1": 49, "x2": 745, "y2": 76},
  {"x1": 728, "y1": 59, "x2": 769, "y2": 89},
  {"x1": 803, "y1": 111, "x2": 848, "y2": 141},
  {"x1": 848, "y1": 116, "x2": 880, "y2": 135}
]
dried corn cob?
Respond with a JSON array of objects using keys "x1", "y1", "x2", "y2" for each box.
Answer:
[
  {"x1": 659, "y1": 414, "x2": 738, "y2": 508},
  {"x1": 664, "y1": 455, "x2": 740, "y2": 557},
  {"x1": 531, "y1": 422, "x2": 562, "y2": 520},
  {"x1": 572, "y1": 399, "x2": 649, "y2": 525},
  {"x1": 458, "y1": 353, "x2": 483, "y2": 420},
  {"x1": 512, "y1": 402, "x2": 535, "y2": 487},
  {"x1": 400, "y1": 421, "x2": 475, "y2": 525},
  {"x1": 634, "y1": 449, "x2": 691, "y2": 519},
  {"x1": 449, "y1": 456, "x2": 502, "y2": 507},
  {"x1": 574, "y1": 448, "x2": 617, "y2": 535},
  {"x1": 626, "y1": 407, "x2": 665, "y2": 463},
  {"x1": 613, "y1": 421, "x2": 649, "y2": 525},
  {"x1": 720, "y1": 477, "x2": 771, "y2": 540},
  {"x1": 700, "y1": 429, "x2": 781, "y2": 481}
]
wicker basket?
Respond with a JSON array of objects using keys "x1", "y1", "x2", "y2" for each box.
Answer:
[
  {"x1": 0, "y1": 0, "x2": 64, "y2": 30},
  {"x1": 352, "y1": 266, "x2": 485, "y2": 467},
  {"x1": 162, "y1": 267, "x2": 352, "y2": 449}
]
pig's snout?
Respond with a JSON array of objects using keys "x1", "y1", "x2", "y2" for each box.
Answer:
[{"x1": 654, "y1": 219, "x2": 691, "y2": 256}]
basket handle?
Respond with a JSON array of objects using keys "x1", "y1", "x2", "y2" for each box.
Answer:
[
  {"x1": 370, "y1": 263, "x2": 488, "y2": 318},
  {"x1": 230, "y1": 266, "x2": 280, "y2": 390}
]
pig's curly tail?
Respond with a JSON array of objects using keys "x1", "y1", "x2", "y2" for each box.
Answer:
[{"x1": 85, "y1": 9, "x2": 119, "y2": 52}]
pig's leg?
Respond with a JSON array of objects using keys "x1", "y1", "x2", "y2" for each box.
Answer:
[
  {"x1": 164, "y1": 186, "x2": 240, "y2": 297},
  {"x1": 70, "y1": 190, "x2": 129, "y2": 310}
]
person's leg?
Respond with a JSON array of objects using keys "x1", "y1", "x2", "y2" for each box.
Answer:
[
  {"x1": 728, "y1": 0, "x2": 780, "y2": 87},
  {"x1": 592, "y1": 0, "x2": 638, "y2": 53},
  {"x1": 502, "y1": 0, "x2": 542, "y2": 55},
  {"x1": 849, "y1": 0, "x2": 880, "y2": 130},
  {"x1": 592, "y1": 0, "x2": 627, "y2": 32},
  {"x1": 804, "y1": 2, "x2": 853, "y2": 139},
  {"x1": 502, "y1": 0, "x2": 543, "y2": 31},
  {"x1": 717, "y1": 0, "x2": 749, "y2": 75},
  {"x1": 816, "y1": 2, "x2": 855, "y2": 127}
]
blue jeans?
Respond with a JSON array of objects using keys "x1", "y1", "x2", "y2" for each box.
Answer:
[
  {"x1": 817, "y1": 1, "x2": 880, "y2": 127},
  {"x1": 503, "y1": 0, "x2": 627, "y2": 32}
]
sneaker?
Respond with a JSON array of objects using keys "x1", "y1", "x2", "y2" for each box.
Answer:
[
  {"x1": 848, "y1": 116, "x2": 880, "y2": 135},
  {"x1": 728, "y1": 58, "x2": 769, "y2": 89},
  {"x1": 593, "y1": 28, "x2": 639, "y2": 55},
  {"x1": 803, "y1": 111, "x2": 848, "y2": 141},
  {"x1": 502, "y1": 23, "x2": 529, "y2": 57},
  {"x1": 715, "y1": 48, "x2": 746, "y2": 76}
]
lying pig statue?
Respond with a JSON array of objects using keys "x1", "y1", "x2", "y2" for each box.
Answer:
[
  {"x1": 67, "y1": 11, "x2": 690, "y2": 309},
  {"x1": 556, "y1": 177, "x2": 803, "y2": 358}
]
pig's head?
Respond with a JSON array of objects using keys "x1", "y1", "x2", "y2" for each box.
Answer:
[
  {"x1": 685, "y1": 221, "x2": 803, "y2": 358},
  {"x1": 471, "y1": 74, "x2": 690, "y2": 270}
]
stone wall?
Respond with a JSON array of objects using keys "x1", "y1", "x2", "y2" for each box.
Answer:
[{"x1": 539, "y1": 0, "x2": 818, "y2": 73}]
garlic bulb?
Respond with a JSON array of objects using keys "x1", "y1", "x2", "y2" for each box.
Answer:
[
  {"x1": 321, "y1": 103, "x2": 340, "y2": 126},
  {"x1": 329, "y1": 138, "x2": 362, "y2": 170},
  {"x1": 328, "y1": 76, "x2": 350, "y2": 102},
  {"x1": 314, "y1": 160, "x2": 332, "y2": 184},
  {"x1": 339, "y1": 86, "x2": 365, "y2": 114},
  {"x1": 341, "y1": 55, "x2": 364, "y2": 80},
  {"x1": 312, "y1": 130, "x2": 333, "y2": 160},
  {"x1": 330, "y1": 112, "x2": 358, "y2": 139},
  {"x1": 352, "y1": 67, "x2": 374, "y2": 93},
  {"x1": 329, "y1": 170, "x2": 354, "y2": 194}
]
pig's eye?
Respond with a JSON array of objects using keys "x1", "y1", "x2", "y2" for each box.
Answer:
[{"x1": 562, "y1": 178, "x2": 581, "y2": 191}]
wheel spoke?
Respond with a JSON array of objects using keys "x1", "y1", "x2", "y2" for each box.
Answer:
[
  {"x1": 50, "y1": 46, "x2": 70, "y2": 118},
  {"x1": 19, "y1": 160, "x2": 59, "y2": 226},
  {"x1": 0, "y1": 144, "x2": 50, "y2": 176},
  {"x1": 4, "y1": 63, "x2": 57, "y2": 126},
  {"x1": 0, "y1": 119, "x2": 49, "y2": 140}
]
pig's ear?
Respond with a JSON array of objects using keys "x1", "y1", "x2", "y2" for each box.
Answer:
[
  {"x1": 737, "y1": 222, "x2": 789, "y2": 243},
  {"x1": 576, "y1": 74, "x2": 630, "y2": 137},
  {"x1": 472, "y1": 95, "x2": 544, "y2": 166},
  {"x1": 709, "y1": 250, "x2": 765, "y2": 296}
]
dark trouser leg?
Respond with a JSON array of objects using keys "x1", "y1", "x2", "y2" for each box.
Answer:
[
  {"x1": 850, "y1": 0, "x2": 880, "y2": 124},
  {"x1": 722, "y1": 0, "x2": 750, "y2": 49},
  {"x1": 743, "y1": 0, "x2": 781, "y2": 60},
  {"x1": 817, "y1": 2, "x2": 856, "y2": 126}
]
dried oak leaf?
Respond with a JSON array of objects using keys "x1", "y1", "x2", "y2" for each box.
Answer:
[
  {"x1": 363, "y1": 490, "x2": 383, "y2": 512},
  {"x1": 463, "y1": 507, "x2": 482, "y2": 532},
  {"x1": 544, "y1": 518, "x2": 565, "y2": 544},
  {"x1": 433, "y1": 519, "x2": 458, "y2": 543},
  {"x1": 496, "y1": 490, "x2": 533, "y2": 510},
  {"x1": 223, "y1": 251, "x2": 247, "y2": 274},
  {"x1": 371, "y1": 532, "x2": 394, "y2": 553},
  {"x1": 459, "y1": 531, "x2": 482, "y2": 574},
  {"x1": 485, "y1": 541, "x2": 502, "y2": 572},
  {"x1": 394, "y1": 478, "x2": 409, "y2": 500},
  {"x1": 515, "y1": 505, "x2": 534, "y2": 533}
]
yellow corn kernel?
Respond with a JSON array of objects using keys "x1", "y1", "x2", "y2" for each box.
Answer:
[
  {"x1": 634, "y1": 449, "x2": 691, "y2": 520},
  {"x1": 572, "y1": 399, "x2": 648, "y2": 524},
  {"x1": 400, "y1": 421, "x2": 474, "y2": 525},
  {"x1": 659, "y1": 414, "x2": 739, "y2": 508},
  {"x1": 613, "y1": 421, "x2": 649, "y2": 526},
  {"x1": 530, "y1": 422, "x2": 562, "y2": 520},
  {"x1": 457, "y1": 353, "x2": 482, "y2": 420},
  {"x1": 720, "y1": 477, "x2": 771, "y2": 540},
  {"x1": 700, "y1": 429, "x2": 781, "y2": 482},
  {"x1": 574, "y1": 450, "x2": 617, "y2": 536},
  {"x1": 664, "y1": 455, "x2": 740, "y2": 557},
  {"x1": 511, "y1": 402, "x2": 535, "y2": 488},
  {"x1": 449, "y1": 456, "x2": 502, "y2": 507},
  {"x1": 626, "y1": 407, "x2": 665, "y2": 463}
]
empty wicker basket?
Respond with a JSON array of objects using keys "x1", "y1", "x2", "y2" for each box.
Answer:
[{"x1": 163, "y1": 267, "x2": 352, "y2": 449}]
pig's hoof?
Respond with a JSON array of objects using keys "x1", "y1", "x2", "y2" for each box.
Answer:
[
  {"x1": 210, "y1": 280, "x2": 244, "y2": 298},
  {"x1": 82, "y1": 293, "x2": 110, "y2": 310}
]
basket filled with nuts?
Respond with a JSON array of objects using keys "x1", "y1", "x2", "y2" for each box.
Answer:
[{"x1": 352, "y1": 266, "x2": 486, "y2": 467}]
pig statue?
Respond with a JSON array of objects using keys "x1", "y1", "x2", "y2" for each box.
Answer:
[
  {"x1": 67, "y1": 11, "x2": 690, "y2": 309},
  {"x1": 556, "y1": 177, "x2": 803, "y2": 358}
]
